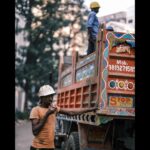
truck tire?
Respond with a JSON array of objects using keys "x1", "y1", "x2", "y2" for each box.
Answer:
[{"x1": 66, "y1": 132, "x2": 80, "y2": 150}]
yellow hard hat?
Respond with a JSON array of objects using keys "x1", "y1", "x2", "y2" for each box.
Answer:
[{"x1": 90, "y1": 2, "x2": 100, "y2": 9}]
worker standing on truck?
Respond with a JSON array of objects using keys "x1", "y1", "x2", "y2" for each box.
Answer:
[
  {"x1": 29, "y1": 84, "x2": 97, "y2": 150},
  {"x1": 86, "y1": 1, "x2": 100, "y2": 55}
]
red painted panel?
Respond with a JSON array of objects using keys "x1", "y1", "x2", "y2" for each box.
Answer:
[
  {"x1": 108, "y1": 58, "x2": 135, "y2": 75},
  {"x1": 110, "y1": 45, "x2": 135, "y2": 56}
]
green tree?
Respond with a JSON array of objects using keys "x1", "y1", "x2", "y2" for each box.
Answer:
[{"x1": 15, "y1": 0, "x2": 88, "y2": 110}]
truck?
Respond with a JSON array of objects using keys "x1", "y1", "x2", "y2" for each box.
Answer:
[{"x1": 54, "y1": 24, "x2": 135, "y2": 150}]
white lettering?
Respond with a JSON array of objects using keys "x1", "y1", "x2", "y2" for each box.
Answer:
[
  {"x1": 116, "y1": 60, "x2": 122, "y2": 65},
  {"x1": 109, "y1": 64, "x2": 135, "y2": 73},
  {"x1": 116, "y1": 60, "x2": 128, "y2": 65},
  {"x1": 119, "y1": 66, "x2": 122, "y2": 71},
  {"x1": 116, "y1": 45, "x2": 131, "y2": 54},
  {"x1": 126, "y1": 66, "x2": 130, "y2": 72},
  {"x1": 122, "y1": 66, "x2": 126, "y2": 71}
]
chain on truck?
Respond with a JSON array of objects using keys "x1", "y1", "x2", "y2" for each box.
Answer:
[{"x1": 54, "y1": 24, "x2": 135, "y2": 150}]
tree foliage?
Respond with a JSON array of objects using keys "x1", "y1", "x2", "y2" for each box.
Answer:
[{"x1": 15, "y1": 0, "x2": 88, "y2": 109}]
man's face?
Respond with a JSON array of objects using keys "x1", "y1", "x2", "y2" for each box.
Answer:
[
  {"x1": 41, "y1": 94, "x2": 54, "y2": 106},
  {"x1": 93, "y1": 7, "x2": 99, "y2": 13}
]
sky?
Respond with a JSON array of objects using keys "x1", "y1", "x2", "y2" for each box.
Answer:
[{"x1": 83, "y1": 0, "x2": 135, "y2": 17}]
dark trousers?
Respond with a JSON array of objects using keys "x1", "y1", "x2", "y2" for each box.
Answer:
[
  {"x1": 87, "y1": 38, "x2": 96, "y2": 55},
  {"x1": 30, "y1": 146, "x2": 54, "y2": 150}
]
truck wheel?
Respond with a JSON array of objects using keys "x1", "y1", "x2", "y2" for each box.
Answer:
[{"x1": 66, "y1": 132, "x2": 80, "y2": 150}]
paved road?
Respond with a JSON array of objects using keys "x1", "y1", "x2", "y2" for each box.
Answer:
[
  {"x1": 15, "y1": 120, "x2": 61, "y2": 150},
  {"x1": 15, "y1": 120, "x2": 34, "y2": 150}
]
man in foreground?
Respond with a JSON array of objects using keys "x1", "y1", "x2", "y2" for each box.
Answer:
[{"x1": 29, "y1": 85, "x2": 98, "y2": 150}]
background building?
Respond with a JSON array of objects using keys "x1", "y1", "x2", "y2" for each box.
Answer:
[
  {"x1": 15, "y1": 86, "x2": 26, "y2": 112},
  {"x1": 99, "y1": 11, "x2": 126, "y2": 24},
  {"x1": 126, "y1": 6, "x2": 135, "y2": 28},
  {"x1": 98, "y1": 5, "x2": 135, "y2": 33}
]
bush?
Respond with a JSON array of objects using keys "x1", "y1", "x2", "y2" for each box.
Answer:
[{"x1": 15, "y1": 110, "x2": 30, "y2": 120}]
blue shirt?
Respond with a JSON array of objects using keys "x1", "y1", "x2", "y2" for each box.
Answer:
[{"x1": 86, "y1": 11, "x2": 100, "y2": 38}]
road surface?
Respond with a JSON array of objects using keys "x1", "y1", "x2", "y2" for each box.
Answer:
[
  {"x1": 15, "y1": 120, "x2": 33, "y2": 150},
  {"x1": 15, "y1": 120, "x2": 61, "y2": 150}
]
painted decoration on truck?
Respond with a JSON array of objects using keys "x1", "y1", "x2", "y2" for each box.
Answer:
[
  {"x1": 108, "y1": 78, "x2": 135, "y2": 92},
  {"x1": 76, "y1": 63, "x2": 95, "y2": 81},
  {"x1": 76, "y1": 53, "x2": 96, "y2": 68},
  {"x1": 62, "y1": 74, "x2": 72, "y2": 87},
  {"x1": 106, "y1": 108, "x2": 135, "y2": 116},
  {"x1": 109, "y1": 40, "x2": 135, "y2": 56},
  {"x1": 99, "y1": 31, "x2": 135, "y2": 116},
  {"x1": 108, "y1": 95, "x2": 134, "y2": 108},
  {"x1": 116, "y1": 45, "x2": 131, "y2": 54}
]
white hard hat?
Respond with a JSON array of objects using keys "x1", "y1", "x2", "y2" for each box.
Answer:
[{"x1": 38, "y1": 85, "x2": 55, "y2": 97}]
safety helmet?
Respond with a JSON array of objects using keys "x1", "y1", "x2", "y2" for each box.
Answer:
[
  {"x1": 38, "y1": 85, "x2": 55, "y2": 97},
  {"x1": 90, "y1": 2, "x2": 100, "y2": 9}
]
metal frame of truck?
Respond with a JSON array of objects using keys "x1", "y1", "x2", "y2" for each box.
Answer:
[{"x1": 55, "y1": 24, "x2": 135, "y2": 150}]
